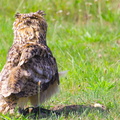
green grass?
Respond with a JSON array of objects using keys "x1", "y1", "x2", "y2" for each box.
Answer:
[{"x1": 0, "y1": 0, "x2": 120, "y2": 119}]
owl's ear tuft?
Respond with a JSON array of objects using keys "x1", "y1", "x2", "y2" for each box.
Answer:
[
  {"x1": 15, "y1": 12, "x2": 21, "y2": 18},
  {"x1": 36, "y1": 10, "x2": 46, "y2": 16}
]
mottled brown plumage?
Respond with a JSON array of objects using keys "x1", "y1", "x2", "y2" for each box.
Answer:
[{"x1": 0, "y1": 10, "x2": 59, "y2": 114}]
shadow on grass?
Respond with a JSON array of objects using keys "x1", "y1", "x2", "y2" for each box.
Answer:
[{"x1": 23, "y1": 104, "x2": 108, "y2": 119}]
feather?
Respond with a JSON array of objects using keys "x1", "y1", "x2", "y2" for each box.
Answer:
[{"x1": 59, "y1": 71, "x2": 68, "y2": 77}]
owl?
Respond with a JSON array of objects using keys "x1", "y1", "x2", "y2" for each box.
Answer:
[{"x1": 0, "y1": 10, "x2": 59, "y2": 114}]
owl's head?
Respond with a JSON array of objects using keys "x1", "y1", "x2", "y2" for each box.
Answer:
[{"x1": 13, "y1": 10, "x2": 47, "y2": 44}]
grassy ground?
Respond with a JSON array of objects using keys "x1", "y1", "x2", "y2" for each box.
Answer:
[{"x1": 0, "y1": 0, "x2": 120, "y2": 119}]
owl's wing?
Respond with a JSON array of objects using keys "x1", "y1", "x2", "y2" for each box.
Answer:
[
  {"x1": 5, "y1": 44, "x2": 59, "y2": 98},
  {"x1": 18, "y1": 43, "x2": 46, "y2": 66},
  {"x1": 0, "y1": 45, "x2": 21, "y2": 97},
  {"x1": 0, "y1": 45, "x2": 20, "y2": 81}
]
